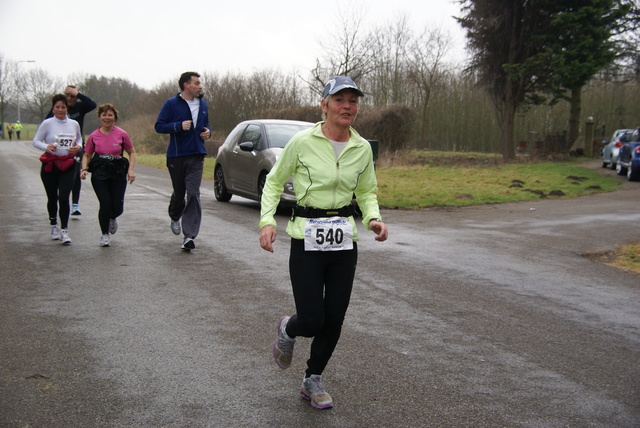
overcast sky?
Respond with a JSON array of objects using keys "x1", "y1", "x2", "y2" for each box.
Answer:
[{"x1": 0, "y1": 0, "x2": 466, "y2": 90}]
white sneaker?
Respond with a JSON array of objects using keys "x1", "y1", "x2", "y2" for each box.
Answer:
[
  {"x1": 109, "y1": 218, "x2": 118, "y2": 234},
  {"x1": 181, "y1": 237, "x2": 195, "y2": 251},
  {"x1": 50, "y1": 225, "x2": 60, "y2": 240},
  {"x1": 99, "y1": 234, "x2": 110, "y2": 247},
  {"x1": 171, "y1": 220, "x2": 181, "y2": 235},
  {"x1": 272, "y1": 315, "x2": 295, "y2": 369},
  {"x1": 60, "y1": 229, "x2": 72, "y2": 244}
]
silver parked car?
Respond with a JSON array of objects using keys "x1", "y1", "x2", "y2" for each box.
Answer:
[
  {"x1": 602, "y1": 128, "x2": 632, "y2": 169},
  {"x1": 214, "y1": 119, "x2": 314, "y2": 204}
]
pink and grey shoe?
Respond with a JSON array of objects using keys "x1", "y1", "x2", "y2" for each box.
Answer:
[{"x1": 301, "y1": 375, "x2": 333, "y2": 409}]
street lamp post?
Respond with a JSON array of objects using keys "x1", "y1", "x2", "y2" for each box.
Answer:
[{"x1": 16, "y1": 60, "x2": 35, "y2": 123}]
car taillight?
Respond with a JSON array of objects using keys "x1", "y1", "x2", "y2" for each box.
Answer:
[
  {"x1": 615, "y1": 142, "x2": 623, "y2": 148},
  {"x1": 635, "y1": 146, "x2": 640, "y2": 154}
]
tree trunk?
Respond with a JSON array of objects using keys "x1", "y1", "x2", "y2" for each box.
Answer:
[
  {"x1": 420, "y1": 101, "x2": 428, "y2": 147},
  {"x1": 567, "y1": 86, "x2": 582, "y2": 151},
  {"x1": 501, "y1": 79, "x2": 516, "y2": 162},
  {"x1": 501, "y1": 106, "x2": 516, "y2": 162}
]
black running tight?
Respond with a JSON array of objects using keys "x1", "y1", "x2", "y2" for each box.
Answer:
[
  {"x1": 40, "y1": 165, "x2": 75, "y2": 229},
  {"x1": 286, "y1": 238, "x2": 358, "y2": 377},
  {"x1": 91, "y1": 177, "x2": 127, "y2": 234}
]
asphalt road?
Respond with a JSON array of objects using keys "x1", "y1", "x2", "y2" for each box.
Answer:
[{"x1": 1, "y1": 140, "x2": 639, "y2": 427}]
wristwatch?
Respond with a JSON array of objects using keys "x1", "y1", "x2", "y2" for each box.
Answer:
[{"x1": 369, "y1": 218, "x2": 381, "y2": 223}]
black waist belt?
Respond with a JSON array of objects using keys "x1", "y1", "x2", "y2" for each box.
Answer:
[{"x1": 293, "y1": 205, "x2": 354, "y2": 218}]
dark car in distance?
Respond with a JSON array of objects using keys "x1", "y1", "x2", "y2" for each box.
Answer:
[
  {"x1": 602, "y1": 128, "x2": 632, "y2": 170},
  {"x1": 616, "y1": 127, "x2": 640, "y2": 181},
  {"x1": 214, "y1": 119, "x2": 315, "y2": 204}
]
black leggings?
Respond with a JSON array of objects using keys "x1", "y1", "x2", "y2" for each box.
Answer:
[
  {"x1": 91, "y1": 176, "x2": 127, "y2": 234},
  {"x1": 286, "y1": 238, "x2": 358, "y2": 377},
  {"x1": 72, "y1": 161, "x2": 82, "y2": 205},
  {"x1": 40, "y1": 164, "x2": 75, "y2": 229}
]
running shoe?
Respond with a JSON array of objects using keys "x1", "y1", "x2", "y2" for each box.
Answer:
[
  {"x1": 60, "y1": 229, "x2": 72, "y2": 245},
  {"x1": 181, "y1": 237, "x2": 195, "y2": 251},
  {"x1": 272, "y1": 315, "x2": 295, "y2": 369},
  {"x1": 301, "y1": 375, "x2": 333, "y2": 409},
  {"x1": 109, "y1": 218, "x2": 118, "y2": 234},
  {"x1": 171, "y1": 220, "x2": 181, "y2": 235},
  {"x1": 50, "y1": 225, "x2": 60, "y2": 240},
  {"x1": 71, "y1": 204, "x2": 81, "y2": 216},
  {"x1": 99, "y1": 234, "x2": 110, "y2": 247}
]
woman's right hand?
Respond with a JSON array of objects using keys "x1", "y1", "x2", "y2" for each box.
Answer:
[
  {"x1": 46, "y1": 143, "x2": 57, "y2": 152},
  {"x1": 80, "y1": 170, "x2": 88, "y2": 180},
  {"x1": 260, "y1": 225, "x2": 277, "y2": 253}
]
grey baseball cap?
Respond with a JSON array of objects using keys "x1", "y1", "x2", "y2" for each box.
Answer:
[{"x1": 323, "y1": 76, "x2": 365, "y2": 98}]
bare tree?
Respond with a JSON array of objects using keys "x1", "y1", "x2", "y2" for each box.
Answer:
[
  {"x1": 367, "y1": 15, "x2": 412, "y2": 106},
  {"x1": 20, "y1": 67, "x2": 63, "y2": 121},
  {"x1": 405, "y1": 27, "x2": 451, "y2": 147},
  {"x1": 306, "y1": 6, "x2": 377, "y2": 96},
  {"x1": 0, "y1": 56, "x2": 17, "y2": 127}
]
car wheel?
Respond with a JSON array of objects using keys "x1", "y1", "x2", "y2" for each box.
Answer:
[
  {"x1": 628, "y1": 163, "x2": 640, "y2": 181},
  {"x1": 610, "y1": 161, "x2": 617, "y2": 170},
  {"x1": 214, "y1": 165, "x2": 232, "y2": 202},
  {"x1": 257, "y1": 172, "x2": 267, "y2": 203},
  {"x1": 616, "y1": 161, "x2": 627, "y2": 176}
]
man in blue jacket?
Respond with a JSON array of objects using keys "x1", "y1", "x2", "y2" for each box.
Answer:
[{"x1": 155, "y1": 71, "x2": 211, "y2": 251}]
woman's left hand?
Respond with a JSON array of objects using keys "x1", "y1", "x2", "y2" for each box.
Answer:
[
  {"x1": 370, "y1": 220, "x2": 388, "y2": 242},
  {"x1": 68, "y1": 145, "x2": 81, "y2": 155},
  {"x1": 128, "y1": 170, "x2": 136, "y2": 184}
]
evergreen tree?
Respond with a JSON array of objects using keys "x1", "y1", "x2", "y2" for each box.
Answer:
[{"x1": 540, "y1": 0, "x2": 632, "y2": 150}]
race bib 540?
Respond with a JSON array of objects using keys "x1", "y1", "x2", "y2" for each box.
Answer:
[{"x1": 303, "y1": 216, "x2": 353, "y2": 251}]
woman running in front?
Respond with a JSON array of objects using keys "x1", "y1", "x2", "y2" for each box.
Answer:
[{"x1": 259, "y1": 76, "x2": 388, "y2": 409}]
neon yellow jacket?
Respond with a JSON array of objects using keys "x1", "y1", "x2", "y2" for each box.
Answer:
[{"x1": 259, "y1": 122, "x2": 381, "y2": 241}]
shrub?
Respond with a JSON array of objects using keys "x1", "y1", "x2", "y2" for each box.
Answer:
[
  {"x1": 120, "y1": 114, "x2": 166, "y2": 154},
  {"x1": 356, "y1": 103, "x2": 416, "y2": 153}
]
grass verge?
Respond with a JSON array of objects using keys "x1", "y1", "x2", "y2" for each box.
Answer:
[
  {"x1": 376, "y1": 161, "x2": 620, "y2": 209},
  {"x1": 609, "y1": 243, "x2": 640, "y2": 274},
  {"x1": 583, "y1": 243, "x2": 640, "y2": 274}
]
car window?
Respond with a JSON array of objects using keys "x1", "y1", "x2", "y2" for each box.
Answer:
[
  {"x1": 239, "y1": 124, "x2": 262, "y2": 149},
  {"x1": 223, "y1": 124, "x2": 245, "y2": 147},
  {"x1": 266, "y1": 124, "x2": 312, "y2": 148}
]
